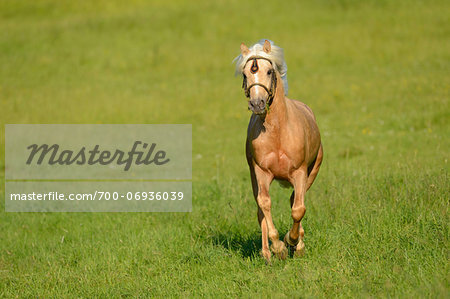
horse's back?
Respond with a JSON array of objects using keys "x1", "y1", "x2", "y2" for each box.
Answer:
[{"x1": 289, "y1": 98, "x2": 317, "y2": 123}]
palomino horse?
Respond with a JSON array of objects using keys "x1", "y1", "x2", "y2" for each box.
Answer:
[{"x1": 234, "y1": 40, "x2": 323, "y2": 262}]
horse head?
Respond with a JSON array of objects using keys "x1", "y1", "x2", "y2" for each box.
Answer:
[{"x1": 240, "y1": 40, "x2": 277, "y2": 114}]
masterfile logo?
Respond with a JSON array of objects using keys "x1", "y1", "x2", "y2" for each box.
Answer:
[
  {"x1": 5, "y1": 124, "x2": 192, "y2": 212},
  {"x1": 6, "y1": 124, "x2": 191, "y2": 180},
  {"x1": 26, "y1": 141, "x2": 170, "y2": 171}
]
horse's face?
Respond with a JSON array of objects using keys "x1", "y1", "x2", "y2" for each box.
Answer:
[{"x1": 242, "y1": 58, "x2": 275, "y2": 114}]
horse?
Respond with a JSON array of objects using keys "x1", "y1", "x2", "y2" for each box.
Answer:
[{"x1": 234, "y1": 40, "x2": 323, "y2": 262}]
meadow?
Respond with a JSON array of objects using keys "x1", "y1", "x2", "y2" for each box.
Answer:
[{"x1": 0, "y1": 0, "x2": 448, "y2": 297}]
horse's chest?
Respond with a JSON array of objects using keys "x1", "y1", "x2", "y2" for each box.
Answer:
[
  {"x1": 262, "y1": 151, "x2": 292, "y2": 176},
  {"x1": 252, "y1": 142, "x2": 299, "y2": 178}
]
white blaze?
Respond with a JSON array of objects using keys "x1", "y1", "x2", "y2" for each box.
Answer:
[{"x1": 253, "y1": 72, "x2": 260, "y2": 97}]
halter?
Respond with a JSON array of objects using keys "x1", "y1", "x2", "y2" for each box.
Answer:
[{"x1": 242, "y1": 56, "x2": 277, "y2": 107}]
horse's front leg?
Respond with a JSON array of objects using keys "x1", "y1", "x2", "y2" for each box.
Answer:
[
  {"x1": 250, "y1": 167, "x2": 271, "y2": 261},
  {"x1": 257, "y1": 207, "x2": 270, "y2": 261},
  {"x1": 253, "y1": 163, "x2": 288, "y2": 260},
  {"x1": 284, "y1": 167, "x2": 308, "y2": 257}
]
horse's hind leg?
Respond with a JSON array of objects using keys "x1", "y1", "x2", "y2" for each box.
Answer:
[
  {"x1": 285, "y1": 145, "x2": 322, "y2": 256},
  {"x1": 284, "y1": 145, "x2": 323, "y2": 256}
]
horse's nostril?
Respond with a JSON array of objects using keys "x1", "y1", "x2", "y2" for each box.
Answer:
[{"x1": 249, "y1": 99, "x2": 266, "y2": 112}]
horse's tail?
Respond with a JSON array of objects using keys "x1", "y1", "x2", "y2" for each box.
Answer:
[
  {"x1": 277, "y1": 179, "x2": 292, "y2": 189},
  {"x1": 306, "y1": 143, "x2": 323, "y2": 191}
]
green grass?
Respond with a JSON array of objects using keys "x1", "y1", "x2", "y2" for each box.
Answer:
[{"x1": 0, "y1": 0, "x2": 449, "y2": 297}]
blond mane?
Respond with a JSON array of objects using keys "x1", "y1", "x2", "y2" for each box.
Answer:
[{"x1": 234, "y1": 39, "x2": 289, "y2": 95}]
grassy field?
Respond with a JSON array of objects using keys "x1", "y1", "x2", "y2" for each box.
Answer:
[{"x1": 0, "y1": 0, "x2": 449, "y2": 297}]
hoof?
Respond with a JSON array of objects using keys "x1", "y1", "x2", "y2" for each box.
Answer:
[
  {"x1": 283, "y1": 232, "x2": 299, "y2": 248},
  {"x1": 260, "y1": 249, "x2": 271, "y2": 264},
  {"x1": 293, "y1": 239, "x2": 305, "y2": 258},
  {"x1": 270, "y1": 240, "x2": 288, "y2": 260}
]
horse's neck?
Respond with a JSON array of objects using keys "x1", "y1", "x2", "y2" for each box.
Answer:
[{"x1": 264, "y1": 75, "x2": 288, "y2": 129}]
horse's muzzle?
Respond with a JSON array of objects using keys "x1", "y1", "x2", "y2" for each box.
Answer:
[{"x1": 248, "y1": 98, "x2": 267, "y2": 114}]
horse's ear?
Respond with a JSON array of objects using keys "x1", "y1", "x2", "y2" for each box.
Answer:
[
  {"x1": 263, "y1": 40, "x2": 271, "y2": 53},
  {"x1": 240, "y1": 43, "x2": 249, "y2": 56}
]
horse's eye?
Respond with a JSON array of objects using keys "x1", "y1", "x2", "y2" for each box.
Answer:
[{"x1": 267, "y1": 70, "x2": 272, "y2": 75}]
